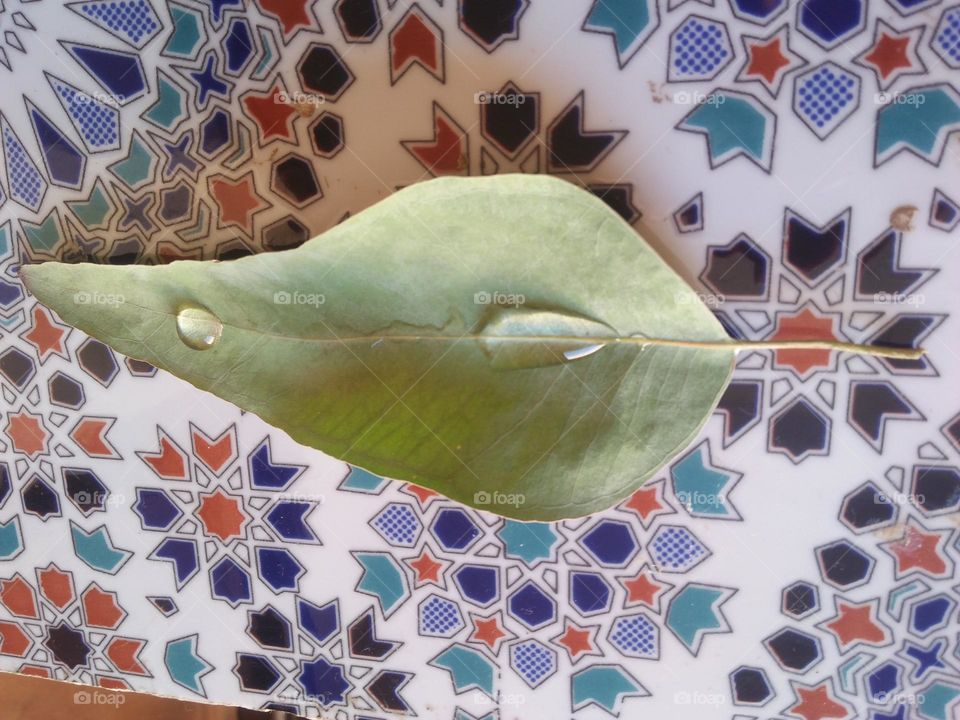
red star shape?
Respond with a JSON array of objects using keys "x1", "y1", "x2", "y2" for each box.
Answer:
[
  {"x1": 820, "y1": 600, "x2": 888, "y2": 649},
  {"x1": 770, "y1": 306, "x2": 837, "y2": 376},
  {"x1": 209, "y1": 172, "x2": 267, "y2": 233},
  {"x1": 469, "y1": 613, "x2": 512, "y2": 652},
  {"x1": 21, "y1": 306, "x2": 69, "y2": 363},
  {"x1": 242, "y1": 83, "x2": 297, "y2": 142},
  {"x1": 3, "y1": 410, "x2": 49, "y2": 460},
  {"x1": 195, "y1": 487, "x2": 248, "y2": 542},
  {"x1": 402, "y1": 483, "x2": 441, "y2": 509},
  {"x1": 745, "y1": 37, "x2": 791, "y2": 85},
  {"x1": 553, "y1": 620, "x2": 597, "y2": 661},
  {"x1": 620, "y1": 480, "x2": 672, "y2": 528},
  {"x1": 619, "y1": 569, "x2": 671, "y2": 610},
  {"x1": 403, "y1": 549, "x2": 448, "y2": 587},
  {"x1": 787, "y1": 681, "x2": 851, "y2": 720},
  {"x1": 881, "y1": 523, "x2": 950, "y2": 578},
  {"x1": 863, "y1": 32, "x2": 912, "y2": 80},
  {"x1": 622, "y1": 485, "x2": 664, "y2": 523}
]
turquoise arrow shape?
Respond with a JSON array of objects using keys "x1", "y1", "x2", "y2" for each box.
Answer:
[
  {"x1": 0, "y1": 517, "x2": 23, "y2": 559},
  {"x1": 70, "y1": 521, "x2": 131, "y2": 573},
  {"x1": 876, "y1": 85, "x2": 960, "y2": 165},
  {"x1": 430, "y1": 644, "x2": 495, "y2": 697},
  {"x1": 666, "y1": 583, "x2": 736, "y2": 654},
  {"x1": 584, "y1": 0, "x2": 659, "y2": 66},
  {"x1": 165, "y1": 635, "x2": 213, "y2": 696},
  {"x1": 572, "y1": 664, "x2": 648, "y2": 715},
  {"x1": 670, "y1": 442, "x2": 741, "y2": 519},
  {"x1": 678, "y1": 90, "x2": 775, "y2": 171},
  {"x1": 353, "y1": 551, "x2": 408, "y2": 616}
]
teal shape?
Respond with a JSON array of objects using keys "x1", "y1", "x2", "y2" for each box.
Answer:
[
  {"x1": 71, "y1": 522, "x2": 131, "y2": 573},
  {"x1": 0, "y1": 310, "x2": 24, "y2": 331},
  {"x1": 340, "y1": 466, "x2": 388, "y2": 493},
  {"x1": 431, "y1": 644, "x2": 495, "y2": 697},
  {"x1": 572, "y1": 665, "x2": 646, "y2": 713},
  {"x1": 876, "y1": 86, "x2": 960, "y2": 163},
  {"x1": 498, "y1": 520, "x2": 558, "y2": 566},
  {"x1": 585, "y1": 0, "x2": 655, "y2": 60},
  {"x1": 671, "y1": 443, "x2": 739, "y2": 518},
  {"x1": 666, "y1": 584, "x2": 730, "y2": 653},
  {"x1": 0, "y1": 517, "x2": 23, "y2": 559},
  {"x1": 917, "y1": 682, "x2": 960, "y2": 720},
  {"x1": 252, "y1": 27, "x2": 277, "y2": 79},
  {"x1": 143, "y1": 73, "x2": 187, "y2": 130},
  {"x1": 355, "y1": 552, "x2": 407, "y2": 614},
  {"x1": 165, "y1": 5, "x2": 204, "y2": 59},
  {"x1": 20, "y1": 211, "x2": 63, "y2": 254},
  {"x1": 165, "y1": 635, "x2": 211, "y2": 695},
  {"x1": 680, "y1": 93, "x2": 771, "y2": 169},
  {"x1": 66, "y1": 181, "x2": 113, "y2": 230},
  {"x1": 0, "y1": 223, "x2": 10, "y2": 261},
  {"x1": 109, "y1": 133, "x2": 156, "y2": 190},
  {"x1": 453, "y1": 709, "x2": 497, "y2": 720}
]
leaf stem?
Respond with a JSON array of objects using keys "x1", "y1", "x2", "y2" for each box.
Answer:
[
  {"x1": 621, "y1": 338, "x2": 924, "y2": 360},
  {"x1": 359, "y1": 334, "x2": 924, "y2": 360}
]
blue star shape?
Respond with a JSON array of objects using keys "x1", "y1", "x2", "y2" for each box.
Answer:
[
  {"x1": 161, "y1": 132, "x2": 200, "y2": 180},
  {"x1": 188, "y1": 52, "x2": 233, "y2": 110},
  {"x1": 901, "y1": 638, "x2": 947, "y2": 680}
]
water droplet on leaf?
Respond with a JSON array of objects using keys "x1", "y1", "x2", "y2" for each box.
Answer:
[{"x1": 176, "y1": 306, "x2": 223, "y2": 350}]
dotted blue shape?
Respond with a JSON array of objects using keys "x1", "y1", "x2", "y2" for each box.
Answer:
[
  {"x1": 453, "y1": 564, "x2": 499, "y2": 607},
  {"x1": 570, "y1": 572, "x2": 612, "y2": 616},
  {"x1": 933, "y1": 7, "x2": 960, "y2": 68},
  {"x1": 797, "y1": 0, "x2": 866, "y2": 49},
  {"x1": 609, "y1": 613, "x2": 659, "y2": 657},
  {"x1": 910, "y1": 595, "x2": 955, "y2": 636},
  {"x1": 27, "y1": 104, "x2": 85, "y2": 190},
  {"x1": 223, "y1": 17, "x2": 254, "y2": 74},
  {"x1": 297, "y1": 657, "x2": 350, "y2": 708},
  {"x1": 152, "y1": 537, "x2": 199, "y2": 588},
  {"x1": 209, "y1": 555, "x2": 252, "y2": 607},
  {"x1": 256, "y1": 547, "x2": 303, "y2": 593},
  {"x1": 510, "y1": 640, "x2": 556, "y2": 687},
  {"x1": 2, "y1": 117, "x2": 47, "y2": 212},
  {"x1": 265, "y1": 500, "x2": 316, "y2": 542},
  {"x1": 498, "y1": 520, "x2": 558, "y2": 566},
  {"x1": 867, "y1": 661, "x2": 902, "y2": 703},
  {"x1": 793, "y1": 62, "x2": 859, "y2": 139},
  {"x1": 430, "y1": 508, "x2": 481, "y2": 552},
  {"x1": 371, "y1": 503, "x2": 422, "y2": 547},
  {"x1": 133, "y1": 488, "x2": 182, "y2": 530},
  {"x1": 62, "y1": 41, "x2": 148, "y2": 104},
  {"x1": 46, "y1": 74, "x2": 120, "y2": 152},
  {"x1": 668, "y1": 15, "x2": 733, "y2": 81},
  {"x1": 297, "y1": 598, "x2": 338, "y2": 644},
  {"x1": 71, "y1": 0, "x2": 161, "y2": 48},
  {"x1": 507, "y1": 580, "x2": 556, "y2": 630},
  {"x1": 419, "y1": 595, "x2": 464, "y2": 637},
  {"x1": 729, "y1": 0, "x2": 788, "y2": 23},
  {"x1": 649, "y1": 525, "x2": 709, "y2": 572},
  {"x1": 580, "y1": 520, "x2": 639, "y2": 567}
]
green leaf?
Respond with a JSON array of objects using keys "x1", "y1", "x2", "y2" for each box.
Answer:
[{"x1": 21, "y1": 174, "x2": 734, "y2": 520}]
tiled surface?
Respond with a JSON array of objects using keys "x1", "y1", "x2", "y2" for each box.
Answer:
[{"x1": 0, "y1": 0, "x2": 959, "y2": 718}]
